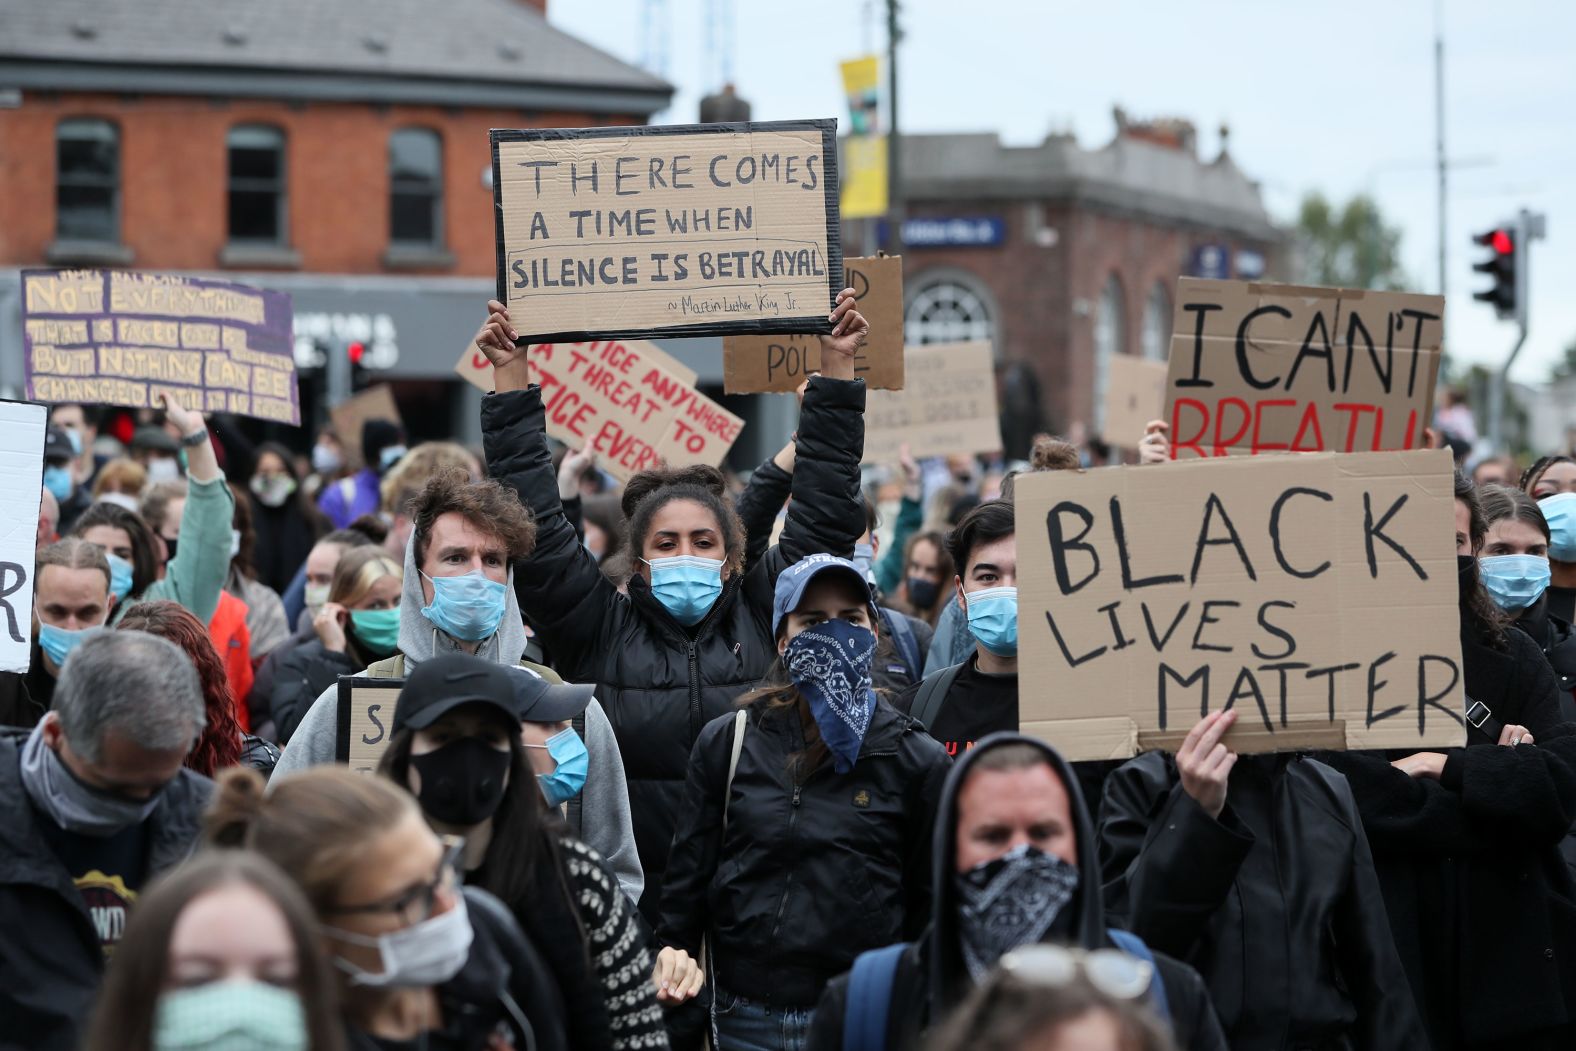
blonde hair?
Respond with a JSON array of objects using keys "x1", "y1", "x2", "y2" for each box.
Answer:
[
  {"x1": 380, "y1": 442, "x2": 479, "y2": 517},
  {"x1": 328, "y1": 546, "x2": 402, "y2": 607},
  {"x1": 92, "y1": 457, "x2": 148, "y2": 499}
]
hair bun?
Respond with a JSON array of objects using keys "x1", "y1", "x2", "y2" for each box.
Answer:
[
  {"x1": 1030, "y1": 437, "x2": 1080, "y2": 473},
  {"x1": 620, "y1": 464, "x2": 727, "y2": 520},
  {"x1": 204, "y1": 767, "x2": 268, "y2": 847}
]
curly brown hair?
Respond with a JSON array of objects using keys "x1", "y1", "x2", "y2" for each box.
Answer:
[
  {"x1": 622, "y1": 464, "x2": 746, "y2": 575},
  {"x1": 410, "y1": 468, "x2": 536, "y2": 568}
]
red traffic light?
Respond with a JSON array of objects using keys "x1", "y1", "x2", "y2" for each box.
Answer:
[
  {"x1": 347, "y1": 341, "x2": 365, "y2": 365},
  {"x1": 1491, "y1": 229, "x2": 1513, "y2": 255}
]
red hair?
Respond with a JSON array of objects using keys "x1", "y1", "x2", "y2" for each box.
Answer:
[{"x1": 115, "y1": 600, "x2": 244, "y2": 775}]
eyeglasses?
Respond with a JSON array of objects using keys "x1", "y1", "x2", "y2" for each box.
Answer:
[
  {"x1": 324, "y1": 835, "x2": 465, "y2": 924},
  {"x1": 995, "y1": 945, "x2": 1154, "y2": 1001}
]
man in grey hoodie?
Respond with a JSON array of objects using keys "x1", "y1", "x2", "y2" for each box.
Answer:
[{"x1": 272, "y1": 470, "x2": 644, "y2": 903}]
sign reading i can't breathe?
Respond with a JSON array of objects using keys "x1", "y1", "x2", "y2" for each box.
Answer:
[
  {"x1": 1162, "y1": 279, "x2": 1443, "y2": 459},
  {"x1": 21, "y1": 269, "x2": 299, "y2": 424},
  {"x1": 1014, "y1": 448, "x2": 1465, "y2": 761},
  {"x1": 490, "y1": 120, "x2": 843, "y2": 343},
  {"x1": 0, "y1": 401, "x2": 46, "y2": 674}
]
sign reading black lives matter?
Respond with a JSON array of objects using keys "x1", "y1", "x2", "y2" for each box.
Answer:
[
  {"x1": 1016, "y1": 449, "x2": 1465, "y2": 760},
  {"x1": 490, "y1": 120, "x2": 843, "y2": 343}
]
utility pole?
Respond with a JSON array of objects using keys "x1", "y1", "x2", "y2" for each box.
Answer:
[
  {"x1": 1435, "y1": 0, "x2": 1447, "y2": 310},
  {"x1": 885, "y1": 0, "x2": 903, "y2": 255}
]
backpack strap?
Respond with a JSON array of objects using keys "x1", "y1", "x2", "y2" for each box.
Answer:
[
  {"x1": 1464, "y1": 693, "x2": 1506, "y2": 744},
  {"x1": 723, "y1": 709, "x2": 747, "y2": 830},
  {"x1": 565, "y1": 712, "x2": 586, "y2": 835},
  {"x1": 910, "y1": 662, "x2": 965, "y2": 731},
  {"x1": 842, "y1": 943, "x2": 908, "y2": 1051},
  {"x1": 1106, "y1": 928, "x2": 1170, "y2": 1024},
  {"x1": 880, "y1": 607, "x2": 922, "y2": 681}
]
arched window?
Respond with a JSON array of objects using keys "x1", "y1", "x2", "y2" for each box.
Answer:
[
  {"x1": 227, "y1": 125, "x2": 286, "y2": 244},
  {"x1": 905, "y1": 278, "x2": 994, "y2": 347},
  {"x1": 390, "y1": 128, "x2": 443, "y2": 246},
  {"x1": 1092, "y1": 274, "x2": 1127, "y2": 431},
  {"x1": 56, "y1": 119, "x2": 119, "y2": 242},
  {"x1": 1141, "y1": 282, "x2": 1171, "y2": 362}
]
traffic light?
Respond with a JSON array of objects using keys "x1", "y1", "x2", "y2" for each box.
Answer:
[
  {"x1": 347, "y1": 340, "x2": 369, "y2": 391},
  {"x1": 1472, "y1": 224, "x2": 1518, "y2": 320}
]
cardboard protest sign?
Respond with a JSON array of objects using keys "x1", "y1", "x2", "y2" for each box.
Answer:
[
  {"x1": 454, "y1": 340, "x2": 742, "y2": 482},
  {"x1": 1163, "y1": 279, "x2": 1444, "y2": 459},
  {"x1": 454, "y1": 337, "x2": 696, "y2": 393},
  {"x1": 1101, "y1": 355, "x2": 1168, "y2": 448},
  {"x1": 722, "y1": 254, "x2": 905, "y2": 393},
  {"x1": 336, "y1": 677, "x2": 403, "y2": 773},
  {"x1": 863, "y1": 341, "x2": 1000, "y2": 464},
  {"x1": 330, "y1": 385, "x2": 403, "y2": 470},
  {"x1": 491, "y1": 120, "x2": 842, "y2": 343},
  {"x1": 22, "y1": 269, "x2": 298, "y2": 424},
  {"x1": 0, "y1": 402, "x2": 47, "y2": 673},
  {"x1": 1015, "y1": 448, "x2": 1465, "y2": 760}
]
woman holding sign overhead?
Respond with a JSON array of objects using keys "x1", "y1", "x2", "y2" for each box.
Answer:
[{"x1": 471, "y1": 290, "x2": 870, "y2": 931}]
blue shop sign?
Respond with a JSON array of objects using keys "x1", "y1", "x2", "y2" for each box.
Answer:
[
  {"x1": 1188, "y1": 243, "x2": 1231, "y2": 279},
  {"x1": 895, "y1": 216, "x2": 1007, "y2": 248}
]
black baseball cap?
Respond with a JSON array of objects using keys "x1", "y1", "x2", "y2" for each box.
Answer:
[
  {"x1": 43, "y1": 426, "x2": 75, "y2": 464},
  {"x1": 131, "y1": 425, "x2": 179, "y2": 455},
  {"x1": 508, "y1": 666, "x2": 595, "y2": 724},
  {"x1": 393, "y1": 653, "x2": 519, "y2": 733}
]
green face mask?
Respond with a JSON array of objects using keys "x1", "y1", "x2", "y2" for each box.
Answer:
[
  {"x1": 153, "y1": 980, "x2": 308, "y2": 1051},
  {"x1": 349, "y1": 606, "x2": 401, "y2": 655}
]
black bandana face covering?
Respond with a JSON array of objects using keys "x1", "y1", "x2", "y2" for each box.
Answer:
[{"x1": 954, "y1": 844, "x2": 1080, "y2": 981}]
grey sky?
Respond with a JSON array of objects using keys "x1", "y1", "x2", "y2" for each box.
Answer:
[{"x1": 552, "y1": 0, "x2": 1574, "y2": 384}]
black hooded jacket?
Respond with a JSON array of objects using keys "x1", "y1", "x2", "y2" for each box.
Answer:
[
  {"x1": 657, "y1": 694, "x2": 950, "y2": 1009},
  {"x1": 1098, "y1": 751, "x2": 1427, "y2": 1049},
  {"x1": 1318, "y1": 623, "x2": 1576, "y2": 1050},
  {"x1": 806, "y1": 734, "x2": 1226, "y2": 1051},
  {"x1": 482, "y1": 377, "x2": 867, "y2": 922}
]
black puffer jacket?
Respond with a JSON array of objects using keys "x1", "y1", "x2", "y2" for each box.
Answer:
[
  {"x1": 1318, "y1": 624, "x2": 1576, "y2": 1050},
  {"x1": 268, "y1": 634, "x2": 382, "y2": 745},
  {"x1": 657, "y1": 696, "x2": 949, "y2": 1008},
  {"x1": 806, "y1": 734, "x2": 1226, "y2": 1051},
  {"x1": 1098, "y1": 752, "x2": 1426, "y2": 1049},
  {"x1": 482, "y1": 377, "x2": 866, "y2": 921}
]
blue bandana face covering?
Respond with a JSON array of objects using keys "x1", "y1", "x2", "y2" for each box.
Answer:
[
  {"x1": 784, "y1": 619, "x2": 877, "y2": 774},
  {"x1": 645, "y1": 555, "x2": 724, "y2": 626},
  {"x1": 965, "y1": 586, "x2": 1019, "y2": 657},
  {"x1": 106, "y1": 552, "x2": 134, "y2": 602},
  {"x1": 528, "y1": 727, "x2": 589, "y2": 807},
  {"x1": 420, "y1": 570, "x2": 507, "y2": 642},
  {"x1": 1479, "y1": 554, "x2": 1551, "y2": 612},
  {"x1": 1541, "y1": 493, "x2": 1576, "y2": 562}
]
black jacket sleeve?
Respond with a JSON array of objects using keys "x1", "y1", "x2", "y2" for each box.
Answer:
[
  {"x1": 482, "y1": 387, "x2": 617, "y2": 678},
  {"x1": 743, "y1": 376, "x2": 867, "y2": 615},
  {"x1": 1097, "y1": 754, "x2": 1254, "y2": 959},
  {"x1": 805, "y1": 973, "x2": 850, "y2": 1051},
  {"x1": 1151, "y1": 952, "x2": 1230, "y2": 1051},
  {"x1": 462, "y1": 887, "x2": 570, "y2": 1051},
  {"x1": 269, "y1": 644, "x2": 357, "y2": 745},
  {"x1": 1501, "y1": 627, "x2": 1568, "y2": 738},
  {"x1": 735, "y1": 457, "x2": 793, "y2": 573},
  {"x1": 902, "y1": 731, "x2": 952, "y2": 939},
  {"x1": 655, "y1": 714, "x2": 733, "y2": 956}
]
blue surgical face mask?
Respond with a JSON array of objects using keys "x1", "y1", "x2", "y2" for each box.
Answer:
[
  {"x1": 106, "y1": 552, "x2": 134, "y2": 602},
  {"x1": 38, "y1": 622, "x2": 90, "y2": 668},
  {"x1": 1479, "y1": 554, "x2": 1551, "y2": 612},
  {"x1": 379, "y1": 444, "x2": 408, "y2": 472},
  {"x1": 965, "y1": 586, "x2": 1019, "y2": 657},
  {"x1": 1541, "y1": 493, "x2": 1576, "y2": 563},
  {"x1": 420, "y1": 570, "x2": 507, "y2": 642},
  {"x1": 645, "y1": 555, "x2": 724, "y2": 626},
  {"x1": 527, "y1": 727, "x2": 588, "y2": 807},
  {"x1": 851, "y1": 542, "x2": 876, "y2": 583},
  {"x1": 43, "y1": 465, "x2": 73, "y2": 503}
]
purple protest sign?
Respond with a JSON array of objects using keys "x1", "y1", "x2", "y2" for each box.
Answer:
[{"x1": 21, "y1": 269, "x2": 299, "y2": 425}]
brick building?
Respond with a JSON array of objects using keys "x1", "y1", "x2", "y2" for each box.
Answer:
[
  {"x1": 0, "y1": 0, "x2": 671, "y2": 446},
  {"x1": 863, "y1": 109, "x2": 1286, "y2": 455}
]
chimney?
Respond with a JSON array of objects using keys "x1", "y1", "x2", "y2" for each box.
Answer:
[{"x1": 699, "y1": 83, "x2": 751, "y2": 124}]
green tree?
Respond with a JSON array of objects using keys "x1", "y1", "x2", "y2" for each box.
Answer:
[
  {"x1": 1551, "y1": 339, "x2": 1576, "y2": 382},
  {"x1": 1296, "y1": 192, "x2": 1408, "y2": 290}
]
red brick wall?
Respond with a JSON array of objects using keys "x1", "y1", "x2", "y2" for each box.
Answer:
[{"x1": 0, "y1": 92, "x2": 638, "y2": 274}]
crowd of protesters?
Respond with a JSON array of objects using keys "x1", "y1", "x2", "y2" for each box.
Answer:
[{"x1": 4, "y1": 293, "x2": 1576, "y2": 1051}]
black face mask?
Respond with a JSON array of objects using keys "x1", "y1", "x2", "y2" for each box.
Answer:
[
  {"x1": 907, "y1": 577, "x2": 941, "y2": 610},
  {"x1": 162, "y1": 536, "x2": 178, "y2": 564},
  {"x1": 409, "y1": 737, "x2": 511, "y2": 827},
  {"x1": 1458, "y1": 553, "x2": 1478, "y2": 601}
]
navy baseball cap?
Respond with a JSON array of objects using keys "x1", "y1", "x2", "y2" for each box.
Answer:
[
  {"x1": 771, "y1": 554, "x2": 878, "y2": 636},
  {"x1": 507, "y1": 665, "x2": 596, "y2": 724}
]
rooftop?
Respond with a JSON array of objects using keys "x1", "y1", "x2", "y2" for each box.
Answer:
[{"x1": 0, "y1": 0, "x2": 672, "y2": 115}]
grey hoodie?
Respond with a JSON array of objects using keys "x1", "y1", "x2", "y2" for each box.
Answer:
[{"x1": 271, "y1": 533, "x2": 644, "y2": 904}]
